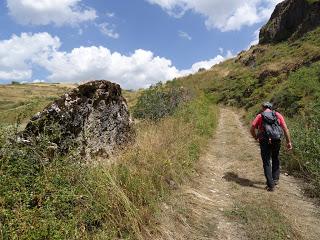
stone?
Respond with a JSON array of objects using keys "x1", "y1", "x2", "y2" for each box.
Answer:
[
  {"x1": 235, "y1": 46, "x2": 266, "y2": 68},
  {"x1": 22, "y1": 80, "x2": 132, "y2": 161},
  {"x1": 259, "y1": 0, "x2": 320, "y2": 44}
]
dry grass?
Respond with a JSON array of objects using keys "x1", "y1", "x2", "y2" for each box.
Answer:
[
  {"x1": 0, "y1": 83, "x2": 141, "y2": 125},
  {"x1": 0, "y1": 83, "x2": 75, "y2": 125},
  {"x1": 98, "y1": 95, "x2": 218, "y2": 238},
  {"x1": 0, "y1": 93, "x2": 218, "y2": 239},
  {"x1": 123, "y1": 90, "x2": 142, "y2": 110},
  {"x1": 225, "y1": 199, "x2": 298, "y2": 240}
]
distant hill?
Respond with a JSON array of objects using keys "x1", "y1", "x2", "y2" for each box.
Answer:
[
  {"x1": 0, "y1": 83, "x2": 74, "y2": 125},
  {"x1": 0, "y1": 83, "x2": 138, "y2": 126}
]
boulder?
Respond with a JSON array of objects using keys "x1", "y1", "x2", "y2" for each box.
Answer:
[
  {"x1": 22, "y1": 80, "x2": 132, "y2": 161},
  {"x1": 259, "y1": 0, "x2": 320, "y2": 44}
]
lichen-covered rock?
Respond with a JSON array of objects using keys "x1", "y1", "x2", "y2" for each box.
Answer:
[
  {"x1": 22, "y1": 80, "x2": 132, "y2": 160},
  {"x1": 259, "y1": 0, "x2": 320, "y2": 44}
]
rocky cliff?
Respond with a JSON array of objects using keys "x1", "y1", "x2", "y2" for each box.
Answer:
[
  {"x1": 22, "y1": 80, "x2": 132, "y2": 161},
  {"x1": 259, "y1": 0, "x2": 320, "y2": 44}
]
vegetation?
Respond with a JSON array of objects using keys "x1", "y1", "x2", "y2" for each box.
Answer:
[
  {"x1": 307, "y1": 0, "x2": 320, "y2": 4},
  {"x1": 0, "y1": 82, "x2": 218, "y2": 239},
  {"x1": 11, "y1": 81, "x2": 21, "y2": 85},
  {"x1": 225, "y1": 199, "x2": 299, "y2": 240},
  {"x1": 133, "y1": 82, "x2": 189, "y2": 121},
  {"x1": 0, "y1": 16, "x2": 319, "y2": 240},
  {"x1": 172, "y1": 26, "x2": 320, "y2": 197},
  {"x1": 0, "y1": 83, "x2": 74, "y2": 126},
  {"x1": 122, "y1": 90, "x2": 142, "y2": 111}
]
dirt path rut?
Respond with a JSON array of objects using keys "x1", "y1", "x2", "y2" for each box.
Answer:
[{"x1": 153, "y1": 108, "x2": 320, "y2": 240}]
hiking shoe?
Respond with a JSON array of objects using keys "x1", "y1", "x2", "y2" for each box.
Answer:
[{"x1": 265, "y1": 186, "x2": 275, "y2": 192}]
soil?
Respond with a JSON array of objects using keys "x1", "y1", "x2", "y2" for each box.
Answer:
[{"x1": 151, "y1": 108, "x2": 320, "y2": 240}]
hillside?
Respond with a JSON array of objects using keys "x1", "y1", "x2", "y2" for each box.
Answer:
[
  {"x1": 1, "y1": 0, "x2": 320, "y2": 239},
  {"x1": 170, "y1": 1, "x2": 320, "y2": 197},
  {"x1": 0, "y1": 83, "x2": 74, "y2": 125}
]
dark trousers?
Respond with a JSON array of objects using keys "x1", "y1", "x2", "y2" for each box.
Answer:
[{"x1": 259, "y1": 139, "x2": 281, "y2": 188}]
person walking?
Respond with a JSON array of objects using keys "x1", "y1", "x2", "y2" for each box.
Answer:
[{"x1": 250, "y1": 102, "x2": 293, "y2": 191}]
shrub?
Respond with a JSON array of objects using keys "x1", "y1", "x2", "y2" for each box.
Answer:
[
  {"x1": 11, "y1": 81, "x2": 20, "y2": 85},
  {"x1": 133, "y1": 82, "x2": 189, "y2": 121},
  {"x1": 281, "y1": 116, "x2": 320, "y2": 198}
]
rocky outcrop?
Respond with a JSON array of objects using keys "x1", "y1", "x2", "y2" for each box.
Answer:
[
  {"x1": 259, "y1": 0, "x2": 320, "y2": 44},
  {"x1": 22, "y1": 80, "x2": 132, "y2": 161},
  {"x1": 235, "y1": 46, "x2": 267, "y2": 68}
]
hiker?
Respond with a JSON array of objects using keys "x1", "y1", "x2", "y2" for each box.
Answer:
[{"x1": 250, "y1": 102, "x2": 292, "y2": 192}]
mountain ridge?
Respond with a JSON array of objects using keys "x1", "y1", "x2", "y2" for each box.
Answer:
[{"x1": 259, "y1": 0, "x2": 320, "y2": 43}]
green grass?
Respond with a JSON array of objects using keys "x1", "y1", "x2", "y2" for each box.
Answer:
[
  {"x1": 1, "y1": 18, "x2": 319, "y2": 240},
  {"x1": 0, "y1": 83, "x2": 74, "y2": 125},
  {"x1": 173, "y1": 26, "x2": 320, "y2": 197},
  {"x1": 307, "y1": 0, "x2": 320, "y2": 4},
  {"x1": 0, "y1": 91, "x2": 218, "y2": 239}
]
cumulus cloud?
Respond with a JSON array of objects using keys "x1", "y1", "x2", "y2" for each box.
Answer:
[
  {"x1": 0, "y1": 70, "x2": 32, "y2": 80},
  {"x1": 38, "y1": 47, "x2": 180, "y2": 89},
  {"x1": 181, "y1": 50, "x2": 233, "y2": 75},
  {"x1": 0, "y1": 32, "x2": 60, "y2": 80},
  {"x1": 146, "y1": 0, "x2": 283, "y2": 31},
  {"x1": 7, "y1": 0, "x2": 97, "y2": 26},
  {"x1": 0, "y1": 32, "x2": 231, "y2": 89}
]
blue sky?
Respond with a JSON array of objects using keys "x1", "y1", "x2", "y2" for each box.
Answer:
[{"x1": 0, "y1": 0, "x2": 282, "y2": 89}]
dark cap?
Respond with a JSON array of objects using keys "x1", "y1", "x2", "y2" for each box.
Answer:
[{"x1": 262, "y1": 102, "x2": 273, "y2": 109}]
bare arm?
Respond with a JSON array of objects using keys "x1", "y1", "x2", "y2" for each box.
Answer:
[
  {"x1": 250, "y1": 126, "x2": 258, "y2": 141},
  {"x1": 282, "y1": 125, "x2": 293, "y2": 150}
]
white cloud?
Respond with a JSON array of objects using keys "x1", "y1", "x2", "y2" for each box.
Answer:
[
  {"x1": 180, "y1": 50, "x2": 233, "y2": 74},
  {"x1": 248, "y1": 29, "x2": 260, "y2": 49},
  {"x1": 7, "y1": 0, "x2": 97, "y2": 26},
  {"x1": 0, "y1": 32, "x2": 60, "y2": 80},
  {"x1": 0, "y1": 32, "x2": 230, "y2": 89},
  {"x1": 178, "y1": 30, "x2": 192, "y2": 40},
  {"x1": 97, "y1": 22, "x2": 120, "y2": 39},
  {"x1": 146, "y1": 0, "x2": 283, "y2": 31},
  {"x1": 0, "y1": 70, "x2": 32, "y2": 80},
  {"x1": 32, "y1": 79, "x2": 45, "y2": 83},
  {"x1": 39, "y1": 47, "x2": 180, "y2": 89}
]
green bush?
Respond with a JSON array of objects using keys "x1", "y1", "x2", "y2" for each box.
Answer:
[
  {"x1": 11, "y1": 81, "x2": 21, "y2": 85},
  {"x1": 281, "y1": 116, "x2": 320, "y2": 197},
  {"x1": 133, "y1": 82, "x2": 189, "y2": 121}
]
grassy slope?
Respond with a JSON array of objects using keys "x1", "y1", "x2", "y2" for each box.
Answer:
[
  {"x1": 0, "y1": 81, "x2": 218, "y2": 238},
  {"x1": 167, "y1": 26, "x2": 320, "y2": 240},
  {"x1": 1, "y1": 26, "x2": 319, "y2": 239},
  {"x1": 0, "y1": 83, "x2": 75, "y2": 125},
  {"x1": 173, "y1": 27, "x2": 320, "y2": 197},
  {"x1": 0, "y1": 83, "x2": 140, "y2": 126}
]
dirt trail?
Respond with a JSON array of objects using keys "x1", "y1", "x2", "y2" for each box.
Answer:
[{"x1": 153, "y1": 108, "x2": 320, "y2": 240}]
